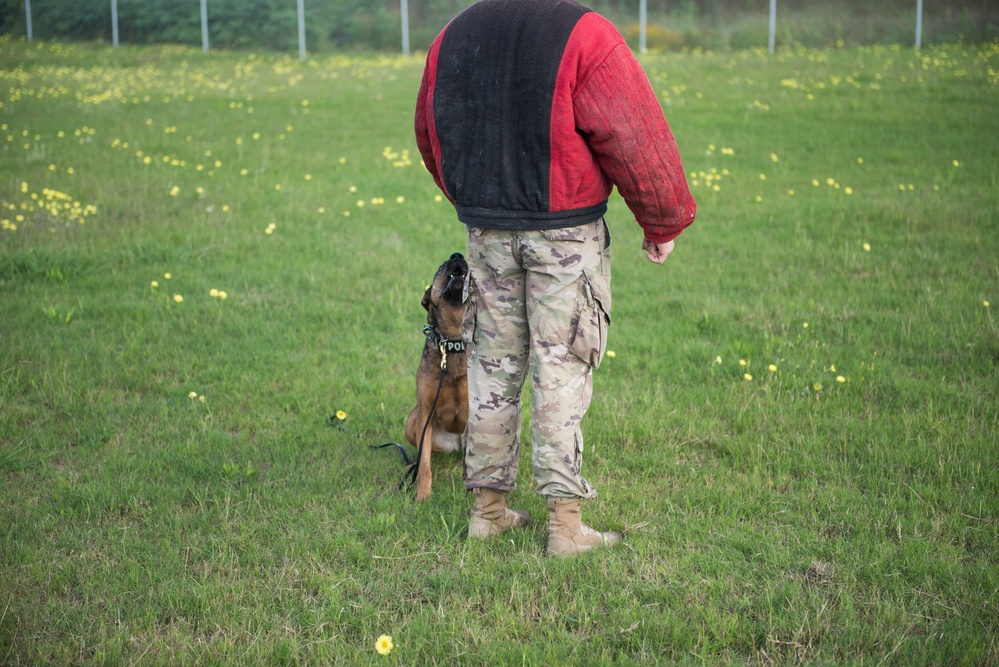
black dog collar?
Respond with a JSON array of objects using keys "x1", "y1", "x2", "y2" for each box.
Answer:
[{"x1": 423, "y1": 325, "x2": 465, "y2": 354}]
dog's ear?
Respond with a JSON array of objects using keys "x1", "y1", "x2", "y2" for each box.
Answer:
[{"x1": 421, "y1": 286, "x2": 432, "y2": 311}]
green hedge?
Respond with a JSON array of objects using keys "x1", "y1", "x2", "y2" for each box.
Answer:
[
  {"x1": 1, "y1": 0, "x2": 996, "y2": 52},
  {"x1": 0, "y1": 0, "x2": 468, "y2": 52}
]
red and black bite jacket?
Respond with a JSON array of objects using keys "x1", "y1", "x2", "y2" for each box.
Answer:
[{"x1": 414, "y1": 0, "x2": 695, "y2": 244}]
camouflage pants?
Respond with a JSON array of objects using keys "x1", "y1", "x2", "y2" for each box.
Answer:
[{"x1": 462, "y1": 218, "x2": 612, "y2": 499}]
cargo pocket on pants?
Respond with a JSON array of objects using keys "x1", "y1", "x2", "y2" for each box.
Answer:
[{"x1": 567, "y1": 270, "x2": 611, "y2": 369}]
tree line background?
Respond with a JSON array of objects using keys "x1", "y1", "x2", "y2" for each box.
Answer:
[{"x1": 1, "y1": 0, "x2": 996, "y2": 53}]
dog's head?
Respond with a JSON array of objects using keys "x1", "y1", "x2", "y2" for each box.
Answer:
[{"x1": 422, "y1": 252, "x2": 468, "y2": 337}]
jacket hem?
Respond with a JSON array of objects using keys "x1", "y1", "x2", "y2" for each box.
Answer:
[{"x1": 456, "y1": 202, "x2": 607, "y2": 230}]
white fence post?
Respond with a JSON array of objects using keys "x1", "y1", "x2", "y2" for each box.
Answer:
[
  {"x1": 768, "y1": 0, "x2": 776, "y2": 52},
  {"x1": 639, "y1": 0, "x2": 647, "y2": 53},
  {"x1": 401, "y1": 0, "x2": 410, "y2": 56},
  {"x1": 25, "y1": 0, "x2": 33, "y2": 41},
  {"x1": 111, "y1": 0, "x2": 119, "y2": 47},
  {"x1": 297, "y1": 0, "x2": 306, "y2": 60},
  {"x1": 201, "y1": 0, "x2": 209, "y2": 53},
  {"x1": 915, "y1": 0, "x2": 923, "y2": 48}
]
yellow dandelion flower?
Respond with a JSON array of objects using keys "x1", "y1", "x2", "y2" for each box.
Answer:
[
  {"x1": 357, "y1": 200, "x2": 365, "y2": 207},
  {"x1": 812, "y1": 179, "x2": 820, "y2": 187},
  {"x1": 863, "y1": 242, "x2": 871, "y2": 252},
  {"x1": 606, "y1": 350, "x2": 616, "y2": 358},
  {"x1": 218, "y1": 291, "x2": 227, "y2": 299},
  {"x1": 349, "y1": 185, "x2": 357, "y2": 193},
  {"x1": 739, "y1": 359, "x2": 747, "y2": 366},
  {"x1": 396, "y1": 196, "x2": 405, "y2": 203},
  {"x1": 813, "y1": 383, "x2": 822, "y2": 391},
  {"x1": 375, "y1": 635, "x2": 393, "y2": 655},
  {"x1": 802, "y1": 322, "x2": 809, "y2": 328},
  {"x1": 844, "y1": 187, "x2": 853, "y2": 195},
  {"x1": 336, "y1": 410, "x2": 347, "y2": 421},
  {"x1": 836, "y1": 376, "x2": 846, "y2": 383},
  {"x1": 222, "y1": 205, "x2": 230, "y2": 212},
  {"x1": 857, "y1": 157, "x2": 864, "y2": 164},
  {"x1": 164, "y1": 273, "x2": 172, "y2": 280},
  {"x1": 169, "y1": 186, "x2": 180, "y2": 197},
  {"x1": 173, "y1": 294, "x2": 184, "y2": 303},
  {"x1": 952, "y1": 159, "x2": 960, "y2": 167},
  {"x1": 768, "y1": 364, "x2": 777, "y2": 372},
  {"x1": 759, "y1": 173, "x2": 767, "y2": 180},
  {"x1": 343, "y1": 210, "x2": 351, "y2": 217},
  {"x1": 714, "y1": 356, "x2": 722, "y2": 364},
  {"x1": 210, "y1": 288, "x2": 219, "y2": 297},
  {"x1": 151, "y1": 280, "x2": 159, "y2": 288},
  {"x1": 318, "y1": 207, "x2": 326, "y2": 214},
  {"x1": 305, "y1": 174, "x2": 312, "y2": 181},
  {"x1": 983, "y1": 300, "x2": 990, "y2": 308},
  {"x1": 434, "y1": 194, "x2": 443, "y2": 202},
  {"x1": 770, "y1": 152, "x2": 779, "y2": 162},
  {"x1": 198, "y1": 395, "x2": 206, "y2": 403},
  {"x1": 339, "y1": 157, "x2": 347, "y2": 164},
  {"x1": 188, "y1": 391, "x2": 198, "y2": 398},
  {"x1": 744, "y1": 373, "x2": 753, "y2": 381}
]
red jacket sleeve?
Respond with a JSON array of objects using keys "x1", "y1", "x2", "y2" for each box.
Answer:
[
  {"x1": 414, "y1": 35, "x2": 452, "y2": 201},
  {"x1": 574, "y1": 43, "x2": 696, "y2": 244}
]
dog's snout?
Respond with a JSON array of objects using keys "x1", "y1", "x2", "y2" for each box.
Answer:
[{"x1": 450, "y1": 252, "x2": 464, "y2": 262}]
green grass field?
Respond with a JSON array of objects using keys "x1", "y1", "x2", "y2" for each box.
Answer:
[{"x1": 1, "y1": 34, "x2": 998, "y2": 665}]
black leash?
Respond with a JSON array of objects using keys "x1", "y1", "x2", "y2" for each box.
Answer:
[
  {"x1": 399, "y1": 362, "x2": 447, "y2": 492},
  {"x1": 371, "y1": 325, "x2": 459, "y2": 493},
  {"x1": 371, "y1": 441, "x2": 411, "y2": 467}
]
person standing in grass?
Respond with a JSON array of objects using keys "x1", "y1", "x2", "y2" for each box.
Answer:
[{"x1": 414, "y1": 0, "x2": 695, "y2": 556}]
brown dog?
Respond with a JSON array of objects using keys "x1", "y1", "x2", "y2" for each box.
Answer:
[{"x1": 405, "y1": 252, "x2": 469, "y2": 502}]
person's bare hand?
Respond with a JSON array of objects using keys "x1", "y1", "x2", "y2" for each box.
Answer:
[{"x1": 642, "y1": 239, "x2": 675, "y2": 264}]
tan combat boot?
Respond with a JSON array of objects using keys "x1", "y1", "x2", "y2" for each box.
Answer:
[
  {"x1": 546, "y1": 498, "x2": 622, "y2": 556},
  {"x1": 468, "y1": 488, "x2": 532, "y2": 539}
]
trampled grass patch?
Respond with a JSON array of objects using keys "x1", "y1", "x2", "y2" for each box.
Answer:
[{"x1": 1, "y1": 35, "x2": 997, "y2": 665}]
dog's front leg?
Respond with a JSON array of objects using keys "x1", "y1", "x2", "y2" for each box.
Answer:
[{"x1": 415, "y1": 419, "x2": 434, "y2": 502}]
